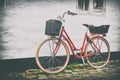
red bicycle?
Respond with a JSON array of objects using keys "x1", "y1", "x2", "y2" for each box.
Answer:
[{"x1": 35, "y1": 11, "x2": 110, "y2": 73}]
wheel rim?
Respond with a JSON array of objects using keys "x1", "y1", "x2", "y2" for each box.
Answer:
[
  {"x1": 85, "y1": 36, "x2": 110, "y2": 68},
  {"x1": 36, "y1": 38, "x2": 69, "y2": 73}
]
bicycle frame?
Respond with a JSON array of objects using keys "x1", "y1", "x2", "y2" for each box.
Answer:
[
  {"x1": 52, "y1": 11, "x2": 105, "y2": 59},
  {"x1": 58, "y1": 26, "x2": 92, "y2": 59}
]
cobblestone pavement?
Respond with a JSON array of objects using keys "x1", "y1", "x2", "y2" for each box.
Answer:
[{"x1": 0, "y1": 60, "x2": 120, "y2": 80}]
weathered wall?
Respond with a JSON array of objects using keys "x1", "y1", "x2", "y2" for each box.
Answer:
[{"x1": 0, "y1": 0, "x2": 119, "y2": 59}]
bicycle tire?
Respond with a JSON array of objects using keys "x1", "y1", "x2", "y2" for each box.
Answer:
[
  {"x1": 35, "y1": 37, "x2": 70, "y2": 73},
  {"x1": 85, "y1": 36, "x2": 110, "y2": 68}
]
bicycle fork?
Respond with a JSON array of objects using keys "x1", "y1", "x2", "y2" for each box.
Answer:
[{"x1": 53, "y1": 41, "x2": 61, "y2": 56}]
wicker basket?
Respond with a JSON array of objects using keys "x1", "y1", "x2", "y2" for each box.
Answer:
[{"x1": 45, "y1": 19, "x2": 62, "y2": 36}]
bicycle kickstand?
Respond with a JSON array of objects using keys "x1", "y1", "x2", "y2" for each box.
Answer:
[{"x1": 81, "y1": 57, "x2": 86, "y2": 65}]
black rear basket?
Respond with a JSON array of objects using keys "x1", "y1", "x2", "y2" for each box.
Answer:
[
  {"x1": 45, "y1": 19, "x2": 62, "y2": 36},
  {"x1": 89, "y1": 25, "x2": 110, "y2": 34}
]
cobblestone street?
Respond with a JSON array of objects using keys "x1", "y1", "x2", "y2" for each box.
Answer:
[{"x1": 1, "y1": 60, "x2": 120, "y2": 80}]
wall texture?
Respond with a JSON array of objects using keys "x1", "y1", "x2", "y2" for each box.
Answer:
[{"x1": 0, "y1": 0, "x2": 119, "y2": 59}]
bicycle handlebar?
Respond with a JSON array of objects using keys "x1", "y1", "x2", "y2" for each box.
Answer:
[
  {"x1": 57, "y1": 11, "x2": 77, "y2": 22},
  {"x1": 62, "y1": 11, "x2": 77, "y2": 18}
]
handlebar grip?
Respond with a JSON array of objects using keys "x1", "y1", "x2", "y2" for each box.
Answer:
[{"x1": 67, "y1": 11, "x2": 77, "y2": 16}]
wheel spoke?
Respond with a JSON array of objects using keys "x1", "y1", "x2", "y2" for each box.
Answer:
[{"x1": 35, "y1": 37, "x2": 69, "y2": 73}]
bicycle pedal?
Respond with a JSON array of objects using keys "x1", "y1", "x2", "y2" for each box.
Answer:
[{"x1": 87, "y1": 51, "x2": 93, "y2": 53}]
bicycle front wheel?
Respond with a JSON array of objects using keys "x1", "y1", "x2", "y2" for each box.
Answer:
[
  {"x1": 85, "y1": 36, "x2": 110, "y2": 68},
  {"x1": 35, "y1": 37, "x2": 70, "y2": 73}
]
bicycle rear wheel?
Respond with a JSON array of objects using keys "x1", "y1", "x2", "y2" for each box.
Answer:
[
  {"x1": 85, "y1": 36, "x2": 110, "y2": 68},
  {"x1": 35, "y1": 37, "x2": 70, "y2": 73}
]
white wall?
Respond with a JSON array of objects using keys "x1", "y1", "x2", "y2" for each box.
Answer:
[{"x1": 0, "y1": 0, "x2": 120, "y2": 59}]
